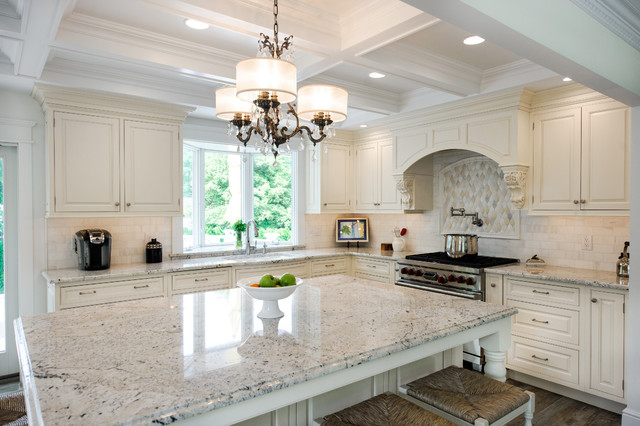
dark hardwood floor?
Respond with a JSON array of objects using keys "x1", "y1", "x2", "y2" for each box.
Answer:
[{"x1": 505, "y1": 379, "x2": 621, "y2": 426}]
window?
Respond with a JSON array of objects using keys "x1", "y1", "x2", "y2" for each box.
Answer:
[{"x1": 183, "y1": 142, "x2": 296, "y2": 251}]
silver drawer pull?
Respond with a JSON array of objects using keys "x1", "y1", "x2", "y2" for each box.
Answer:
[
  {"x1": 532, "y1": 290, "x2": 550, "y2": 295},
  {"x1": 531, "y1": 355, "x2": 549, "y2": 362},
  {"x1": 531, "y1": 318, "x2": 549, "y2": 324},
  {"x1": 370, "y1": 265, "x2": 377, "y2": 269},
  {"x1": 325, "y1": 264, "x2": 335, "y2": 267},
  {"x1": 133, "y1": 284, "x2": 150, "y2": 289},
  {"x1": 79, "y1": 290, "x2": 97, "y2": 295},
  {"x1": 195, "y1": 278, "x2": 209, "y2": 282}
]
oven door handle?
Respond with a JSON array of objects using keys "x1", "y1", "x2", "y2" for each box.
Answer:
[{"x1": 395, "y1": 281, "x2": 482, "y2": 300}]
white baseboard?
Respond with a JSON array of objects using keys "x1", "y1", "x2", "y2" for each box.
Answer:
[
  {"x1": 622, "y1": 408, "x2": 640, "y2": 426},
  {"x1": 508, "y1": 370, "x2": 626, "y2": 414}
]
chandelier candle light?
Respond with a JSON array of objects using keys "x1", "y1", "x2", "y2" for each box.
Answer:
[{"x1": 215, "y1": 0, "x2": 348, "y2": 166}]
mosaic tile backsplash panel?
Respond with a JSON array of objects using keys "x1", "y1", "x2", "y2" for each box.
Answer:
[{"x1": 440, "y1": 157, "x2": 519, "y2": 238}]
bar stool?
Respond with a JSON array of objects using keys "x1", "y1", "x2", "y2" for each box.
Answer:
[
  {"x1": 0, "y1": 390, "x2": 28, "y2": 425},
  {"x1": 398, "y1": 366, "x2": 534, "y2": 426},
  {"x1": 317, "y1": 392, "x2": 455, "y2": 426}
]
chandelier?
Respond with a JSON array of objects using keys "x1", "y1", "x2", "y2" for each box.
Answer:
[{"x1": 215, "y1": 0, "x2": 348, "y2": 166}]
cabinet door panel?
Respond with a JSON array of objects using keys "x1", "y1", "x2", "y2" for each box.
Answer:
[
  {"x1": 590, "y1": 290, "x2": 625, "y2": 398},
  {"x1": 531, "y1": 108, "x2": 581, "y2": 210},
  {"x1": 53, "y1": 112, "x2": 120, "y2": 212},
  {"x1": 378, "y1": 141, "x2": 401, "y2": 210},
  {"x1": 581, "y1": 102, "x2": 630, "y2": 210},
  {"x1": 355, "y1": 143, "x2": 378, "y2": 210},
  {"x1": 321, "y1": 143, "x2": 351, "y2": 211},
  {"x1": 124, "y1": 121, "x2": 181, "y2": 213}
]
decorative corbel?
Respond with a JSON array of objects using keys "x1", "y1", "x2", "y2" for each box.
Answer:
[
  {"x1": 501, "y1": 165, "x2": 528, "y2": 210},
  {"x1": 394, "y1": 174, "x2": 415, "y2": 209}
]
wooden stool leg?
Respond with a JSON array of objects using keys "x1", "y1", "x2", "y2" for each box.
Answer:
[{"x1": 523, "y1": 390, "x2": 535, "y2": 426}]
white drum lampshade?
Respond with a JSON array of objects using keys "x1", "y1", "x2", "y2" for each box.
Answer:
[
  {"x1": 235, "y1": 57, "x2": 297, "y2": 104},
  {"x1": 296, "y1": 85, "x2": 348, "y2": 123},
  {"x1": 215, "y1": 87, "x2": 253, "y2": 120}
]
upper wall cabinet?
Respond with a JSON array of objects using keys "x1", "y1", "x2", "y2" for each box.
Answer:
[
  {"x1": 355, "y1": 140, "x2": 401, "y2": 212},
  {"x1": 306, "y1": 140, "x2": 352, "y2": 213},
  {"x1": 531, "y1": 99, "x2": 630, "y2": 214},
  {"x1": 33, "y1": 84, "x2": 194, "y2": 217}
]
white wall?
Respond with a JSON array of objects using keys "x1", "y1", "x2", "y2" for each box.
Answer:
[
  {"x1": 0, "y1": 89, "x2": 47, "y2": 314},
  {"x1": 622, "y1": 107, "x2": 640, "y2": 425}
]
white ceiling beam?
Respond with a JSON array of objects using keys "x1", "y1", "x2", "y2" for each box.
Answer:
[
  {"x1": 401, "y1": 0, "x2": 640, "y2": 106},
  {"x1": 15, "y1": 0, "x2": 69, "y2": 78}
]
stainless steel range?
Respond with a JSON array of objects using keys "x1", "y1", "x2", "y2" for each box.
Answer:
[
  {"x1": 396, "y1": 252, "x2": 519, "y2": 300},
  {"x1": 395, "y1": 252, "x2": 519, "y2": 372}
]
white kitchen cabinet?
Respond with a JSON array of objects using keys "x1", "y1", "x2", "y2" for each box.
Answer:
[
  {"x1": 321, "y1": 142, "x2": 352, "y2": 211},
  {"x1": 310, "y1": 256, "x2": 349, "y2": 277},
  {"x1": 50, "y1": 276, "x2": 166, "y2": 311},
  {"x1": 124, "y1": 120, "x2": 181, "y2": 213},
  {"x1": 169, "y1": 268, "x2": 232, "y2": 296},
  {"x1": 589, "y1": 289, "x2": 625, "y2": 398},
  {"x1": 233, "y1": 261, "x2": 310, "y2": 283},
  {"x1": 52, "y1": 112, "x2": 121, "y2": 213},
  {"x1": 355, "y1": 140, "x2": 401, "y2": 212},
  {"x1": 352, "y1": 257, "x2": 396, "y2": 284},
  {"x1": 35, "y1": 84, "x2": 193, "y2": 217},
  {"x1": 531, "y1": 100, "x2": 630, "y2": 213},
  {"x1": 485, "y1": 273, "x2": 503, "y2": 304}
]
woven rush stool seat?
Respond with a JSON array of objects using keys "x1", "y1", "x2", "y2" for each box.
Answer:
[
  {"x1": 399, "y1": 366, "x2": 534, "y2": 426},
  {"x1": 319, "y1": 393, "x2": 455, "y2": 426},
  {"x1": 0, "y1": 390, "x2": 28, "y2": 426}
]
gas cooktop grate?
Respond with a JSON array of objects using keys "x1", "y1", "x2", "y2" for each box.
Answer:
[{"x1": 404, "y1": 252, "x2": 519, "y2": 269}]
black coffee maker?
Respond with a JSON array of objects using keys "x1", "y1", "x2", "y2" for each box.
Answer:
[{"x1": 74, "y1": 229, "x2": 112, "y2": 270}]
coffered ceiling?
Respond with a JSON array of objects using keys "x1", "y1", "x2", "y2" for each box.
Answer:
[{"x1": 0, "y1": 0, "x2": 638, "y2": 129}]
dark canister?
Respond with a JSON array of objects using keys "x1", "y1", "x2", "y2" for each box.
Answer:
[{"x1": 146, "y1": 238, "x2": 162, "y2": 263}]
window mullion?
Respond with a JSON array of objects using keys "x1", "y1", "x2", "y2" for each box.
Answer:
[{"x1": 197, "y1": 148, "x2": 205, "y2": 248}]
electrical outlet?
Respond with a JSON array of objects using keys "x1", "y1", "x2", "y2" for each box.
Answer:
[{"x1": 582, "y1": 235, "x2": 593, "y2": 251}]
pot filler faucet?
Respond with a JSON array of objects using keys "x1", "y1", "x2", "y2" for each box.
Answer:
[
  {"x1": 450, "y1": 207, "x2": 483, "y2": 227},
  {"x1": 245, "y1": 220, "x2": 259, "y2": 255}
]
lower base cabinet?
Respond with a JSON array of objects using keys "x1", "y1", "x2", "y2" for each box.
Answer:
[
  {"x1": 352, "y1": 257, "x2": 396, "y2": 284},
  {"x1": 233, "y1": 261, "x2": 310, "y2": 283},
  {"x1": 495, "y1": 274, "x2": 627, "y2": 403},
  {"x1": 170, "y1": 269, "x2": 232, "y2": 296}
]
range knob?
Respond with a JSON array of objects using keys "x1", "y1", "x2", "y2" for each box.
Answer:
[
  {"x1": 400, "y1": 267, "x2": 408, "y2": 274},
  {"x1": 408, "y1": 269, "x2": 415, "y2": 275},
  {"x1": 457, "y1": 276, "x2": 465, "y2": 283},
  {"x1": 448, "y1": 274, "x2": 455, "y2": 282},
  {"x1": 437, "y1": 276, "x2": 447, "y2": 284},
  {"x1": 465, "y1": 277, "x2": 475, "y2": 285},
  {"x1": 415, "y1": 270, "x2": 423, "y2": 277}
]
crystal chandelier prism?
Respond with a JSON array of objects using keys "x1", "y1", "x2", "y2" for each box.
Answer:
[{"x1": 215, "y1": 0, "x2": 348, "y2": 166}]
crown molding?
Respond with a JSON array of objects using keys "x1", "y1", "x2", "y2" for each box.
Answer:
[
  {"x1": 570, "y1": 0, "x2": 640, "y2": 51},
  {"x1": 32, "y1": 83, "x2": 195, "y2": 122},
  {"x1": 529, "y1": 82, "x2": 612, "y2": 110},
  {"x1": 481, "y1": 59, "x2": 556, "y2": 90}
]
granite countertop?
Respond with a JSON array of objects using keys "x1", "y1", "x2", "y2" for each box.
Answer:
[
  {"x1": 488, "y1": 263, "x2": 629, "y2": 290},
  {"x1": 43, "y1": 248, "x2": 416, "y2": 285},
  {"x1": 16, "y1": 274, "x2": 516, "y2": 425}
]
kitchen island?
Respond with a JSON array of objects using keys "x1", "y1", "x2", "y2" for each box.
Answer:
[{"x1": 15, "y1": 274, "x2": 517, "y2": 425}]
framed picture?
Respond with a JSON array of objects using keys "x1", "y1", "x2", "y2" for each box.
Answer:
[{"x1": 336, "y1": 218, "x2": 369, "y2": 242}]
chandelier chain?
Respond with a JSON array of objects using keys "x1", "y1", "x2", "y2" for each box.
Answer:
[{"x1": 273, "y1": 0, "x2": 278, "y2": 47}]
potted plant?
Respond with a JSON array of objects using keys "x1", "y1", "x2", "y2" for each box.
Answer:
[{"x1": 232, "y1": 220, "x2": 246, "y2": 248}]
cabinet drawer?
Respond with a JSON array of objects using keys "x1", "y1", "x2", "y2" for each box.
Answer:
[
  {"x1": 353, "y1": 257, "x2": 392, "y2": 276},
  {"x1": 508, "y1": 299, "x2": 580, "y2": 346},
  {"x1": 59, "y1": 276, "x2": 165, "y2": 309},
  {"x1": 508, "y1": 335, "x2": 580, "y2": 386},
  {"x1": 506, "y1": 278, "x2": 580, "y2": 307},
  {"x1": 171, "y1": 268, "x2": 231, "y2": 295},
  {"x1": 310, "y1": 257, "x2": 348, "y2": 276},
  {"x1": 354, "y1": 271, "x2": 390, "y2": 284}
]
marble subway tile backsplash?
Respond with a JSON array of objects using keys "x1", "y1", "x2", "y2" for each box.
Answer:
[{"x1": 46, "y1": 217, "x2": 172, "y2": 269}]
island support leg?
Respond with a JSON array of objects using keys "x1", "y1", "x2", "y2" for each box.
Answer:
[{"x1": 479, "y1": 327, "x2": 510, "y2": 382}]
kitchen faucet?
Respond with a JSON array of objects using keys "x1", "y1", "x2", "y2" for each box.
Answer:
[{"x1": 245, "y1": 220, "x2": 259, "y2": 255}]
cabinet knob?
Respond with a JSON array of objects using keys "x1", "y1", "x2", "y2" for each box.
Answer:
[
  {"x1": 573, "y1": 200, "x2": 579, "y2": 204},
  {"x1": 591, "y1": 298, "x2": 598, "y2": 303},
  {"x1": 323, "y1": 203, "x2": 327, "y2": 206},
  {"x1": 490, "y1": 283, "x2": 496, "y2": 288},
  {"x1": 580, "y1": 199, "x2": 586, "y2": 204},
  {"x1": 127, "y1": 202, "x2": 131, "y2": 207},
  {"x1": 115, "y1": 202, "x2": 120, "y2": 206}
]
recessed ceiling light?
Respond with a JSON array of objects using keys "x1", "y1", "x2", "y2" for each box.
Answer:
[
  {"x1": 369, "y1": 72, "x2": 385, "y2": 79},
  {"x1": 463, "y1": 35, "x2": 485, "y2": 46},
  {"x1": 562, "y1": 77, "x2": 572, "y2": 82},
  {"x1": 185, "y1": 19, "x2": 209, "y2": 30},
  {"x1": 360, "y1": 124, "x2": 368, "y2": 128}
]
